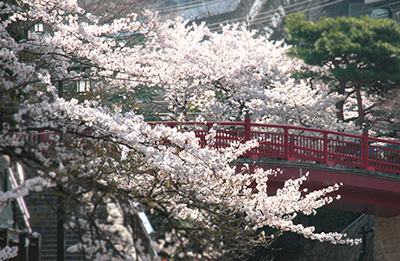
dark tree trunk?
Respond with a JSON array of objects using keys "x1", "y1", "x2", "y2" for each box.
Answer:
[
  {"x1": 335, "y1": 79, "x2": 347, "y2": 121},
  {"x1": 355, "y1": 81, "x2": 364, "y2": 126}
]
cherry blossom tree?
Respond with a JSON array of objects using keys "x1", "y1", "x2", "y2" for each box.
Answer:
[
  {"x1": 151, "y1": 19, "x2": 358, "y2": 133},
  {"x1": 0, "y1": 0, "x2": 360, "y2": 260}
]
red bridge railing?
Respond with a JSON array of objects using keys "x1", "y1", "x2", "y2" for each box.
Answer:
[{"x1": 149, "y1": 118, "x2": 400, "y2": 174}]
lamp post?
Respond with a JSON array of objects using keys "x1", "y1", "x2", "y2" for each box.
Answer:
[{"x1": 56, "y1": 66, "x2": 90, "y2": 261}]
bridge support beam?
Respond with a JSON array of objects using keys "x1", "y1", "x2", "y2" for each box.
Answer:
[
  {"x1": 236, "y1": 158, "x2": 400, "y2": 217},
  {"x1": 374, "y1": 215, "x2": 400, "y2": 260}
]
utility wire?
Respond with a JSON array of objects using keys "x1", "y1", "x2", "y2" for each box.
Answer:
[
  {"x1": 154, "y1": 0, "x2": 400, "y2": 33},
  {"x1": 250, "y1": 0, "x2": 343, "y2": 27},
  {"x1": 205, "y1": 0, "x2": 332, "y2": 30},
  {"x1": 249, "y1": 0, "x2": 400, "y2": 28},
  {"x1": 154, "y1": 0, "x2": 204, "y2": 12},
  {"x1": 154, "y1": 0, "x2": 318, "y2": 25},
  {"x1": 155, "y1": 0, "x2": 229, "y2": 13},
  {"x1": 209, "y1": 0, "x2": 398, "y2": 32}
]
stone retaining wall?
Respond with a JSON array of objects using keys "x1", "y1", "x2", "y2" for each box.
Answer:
[{"x1": 374, "y1": 215, "x2": 400, "y2": 261}]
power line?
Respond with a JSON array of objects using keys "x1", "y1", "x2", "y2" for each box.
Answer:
[
  {"x1": 250, "y1": 0, "x2": 343, "y2": 27},
  {"x1": 208, "y1": 0, "x2": 394, "y2": 32},
  {"x1": 154, "y1": 0, "x2": 204, "y2": 12},
  {"x1": 205, "y1": 0, "x2": 330, "y2": 30},
  {"x1": 155, "y1": 0, "x2": 322, "y2": 28},
  {"x1": 157, "y1": 0, "x2": 400, "y2": 33},
  {"x1": 155, "y1": 0, "x2": 230, "y2": 13},
  {"x1": 250, "y1": 0, "x2": 400, "y2": 28}
]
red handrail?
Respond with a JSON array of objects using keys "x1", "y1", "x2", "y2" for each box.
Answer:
[
  {"x1": 149, "y1": 119, "x2": 400, "y2": 174},
  {"x1": 37, "y1": 131, "x2": 119, "y2": 157}
]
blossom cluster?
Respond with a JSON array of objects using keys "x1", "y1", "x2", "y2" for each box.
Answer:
[
  {"x1": 0, "y1": 246, "x2": 18, "y2": 261},
  {"x1": 150, "y1": 19, "x2": 358, "y2": 133}
]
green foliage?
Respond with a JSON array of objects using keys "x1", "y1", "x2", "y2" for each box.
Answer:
[
  {"x1": 285, "y1": 14, "x2": 400, "y2": 126},
  {"x1": 286, "y1": 14, "x2": 400, "y2": 85}
]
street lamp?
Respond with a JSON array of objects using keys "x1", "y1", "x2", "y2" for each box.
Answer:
[
  {"x1": 76, "y1": 79, "x2": 91, "y2": 93},
  {"x1": 34, "y1": 23, "x2": 44, "y2": 33}
]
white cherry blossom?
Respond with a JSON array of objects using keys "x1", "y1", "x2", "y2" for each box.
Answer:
[{"x1": 0, "y1": 0, "x2": 360, "y2": 259}]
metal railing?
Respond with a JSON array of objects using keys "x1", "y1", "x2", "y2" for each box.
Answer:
[
  {"x1": 149, "y1": 118, "x2": 400, "y2": 174},
  {"x1": 35, "y1": 118, "x2": 400, "y2": 174},
  {"x1": 0, "y1": 226, "x2": 41, "y2": 261}
]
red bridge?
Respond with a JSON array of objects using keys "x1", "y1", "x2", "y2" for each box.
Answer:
[{"x1": 150, "y1": 118, "x2": 400, "y2": 217}]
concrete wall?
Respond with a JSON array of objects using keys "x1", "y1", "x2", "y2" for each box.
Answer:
[{"x1": 374, "y1": 215, "x2": 400, "y2": 261}]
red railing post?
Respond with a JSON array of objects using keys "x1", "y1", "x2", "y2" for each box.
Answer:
[
  {"x1": 206, "y1": 123, "x2": 212, "y2": 132},
  {"x1": 244, "y1": 113, "x2": 251, "y2": 142},
  {"x1": 283, "y1": 127, "x2": 295, "y2": 161},
  {"x1": 283, "y1": 127, "x2": 290, "y2": 161},
  {"x1": 362, "y1": 124, "x2": 374, "y2": 170},
  {"x1": 284, "y1": 128, "x2": 288, "y2": 160},
  {"x1": 205, "y1": 122, "x2": 213, "y2": 147},
  {"x1": 323, "y1": 131, "x2": 334, "y2": 165},
  {"x1": 244, "y1": 113, "x2": 257, "y2": 158}
]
